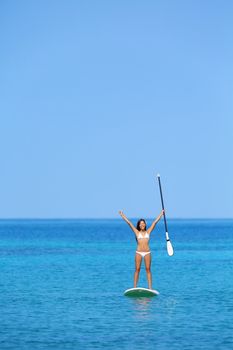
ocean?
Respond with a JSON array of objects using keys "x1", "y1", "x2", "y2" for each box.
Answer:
[{"x1": 0, "y1": 219, "x2": 233, "y2": 349}]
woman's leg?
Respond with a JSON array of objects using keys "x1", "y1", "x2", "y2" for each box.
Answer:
[
  {"x1": 144, "y1": 253, "x2": 152, "y2": 289},
  {"x1": 134, "y1": 253, "x2": 142, "y2": 288}
]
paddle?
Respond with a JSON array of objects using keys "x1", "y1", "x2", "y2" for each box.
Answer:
[{"x1": 157, "y1": 174, "x2": 174, "y2": 256}]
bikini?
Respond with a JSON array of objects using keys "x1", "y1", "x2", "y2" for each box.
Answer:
[{"x1": 136, "y1": 232, "x2": 151, "y2": 258}]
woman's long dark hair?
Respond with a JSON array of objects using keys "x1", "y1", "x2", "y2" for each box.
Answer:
[
  {"x1": 135, "y1": 219, "x2": 147, "y2": 242},
  {"x1": 136, "y1": 219, "x2": 147, "y2": 231}
]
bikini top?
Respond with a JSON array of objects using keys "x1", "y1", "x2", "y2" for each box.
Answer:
[{"x1": 137, "y1": 231, "x2": 150, "y2": 240}]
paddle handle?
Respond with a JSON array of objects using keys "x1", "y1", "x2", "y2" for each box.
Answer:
[
  {"x1": 157, "y1": 174, "x2": 174, "y2": 256},
  {"x1": 157, "y1": 174, "x2": 168, "y2": 233}
]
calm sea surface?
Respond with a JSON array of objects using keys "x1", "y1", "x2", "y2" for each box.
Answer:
[{"x1": 0, "y1": 219, "x2": 233, "y2": 349}]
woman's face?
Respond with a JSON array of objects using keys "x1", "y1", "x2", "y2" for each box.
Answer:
[{"x1": 139, "y1": 220, "x2": 146, "y2": 231}]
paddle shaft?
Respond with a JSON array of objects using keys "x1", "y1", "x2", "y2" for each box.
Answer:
[{"x1": 157, "y1": 176, "x2": 168, "y2": 233}]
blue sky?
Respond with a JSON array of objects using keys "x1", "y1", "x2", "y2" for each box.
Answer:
[{"x1": 0, "y1": 0, "x2": 232, "y2": 218}]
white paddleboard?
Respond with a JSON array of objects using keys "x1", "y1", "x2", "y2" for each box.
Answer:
[{"x1": 124, "y1": 287, "x2": 159, "y2": 297}]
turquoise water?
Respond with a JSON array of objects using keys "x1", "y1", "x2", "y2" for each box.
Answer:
[{"x1": 0, "y1": 219, "x2": 233, "y2": 349}]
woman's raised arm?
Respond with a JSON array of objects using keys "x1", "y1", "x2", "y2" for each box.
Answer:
[
  {"x1": 119, "y1": 211, "x2": 138, "y2": 235},
  {"x1": 147, "y1": 210, "x2": 164, "y2": 234}
]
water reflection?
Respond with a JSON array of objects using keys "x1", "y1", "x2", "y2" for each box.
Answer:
[
  {"x1": 130, "y1": 297, "x2": 154, "y2": 319},
  {"x1": 128, "y1": 295, "x2": 179, "y2": 321}
]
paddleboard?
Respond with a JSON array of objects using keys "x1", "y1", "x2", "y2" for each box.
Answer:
[{"x1": 124, "y1": 287, "x2": 159, "y2": 297}]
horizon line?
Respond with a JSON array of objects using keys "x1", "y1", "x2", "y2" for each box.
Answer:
[{"x1": 0, "y1": 217, "x2": 232, "y2": 220}]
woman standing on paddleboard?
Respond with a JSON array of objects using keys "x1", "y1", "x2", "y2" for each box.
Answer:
[{"x1": 119, "y1": 210, "x2": 164, "y2": 290}]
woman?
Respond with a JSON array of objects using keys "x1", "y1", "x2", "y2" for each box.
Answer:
[{"x1": 119, "y1": 210, "x2": 164, "y2": 290}]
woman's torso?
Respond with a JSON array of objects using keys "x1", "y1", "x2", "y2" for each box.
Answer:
[{"x1": 136, "y1": 231, "x2": 150, "y2": 252}]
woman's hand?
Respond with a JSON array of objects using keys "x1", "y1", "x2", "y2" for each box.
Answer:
[
  {"x1": 159, "y1": 210, "x2": 165, "y2": 219},
  {"x1": 119, "y1": 210, "x2": 124, "y2": 217}
]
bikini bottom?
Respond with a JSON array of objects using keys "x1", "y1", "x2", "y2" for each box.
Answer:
[{"x1": 136, "y1": 251, "x2": 151, "y2": 258}]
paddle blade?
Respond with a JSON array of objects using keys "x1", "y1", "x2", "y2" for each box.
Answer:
[{"x1": 167, "y1": 240, "x2": 174, "y2": 256}]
